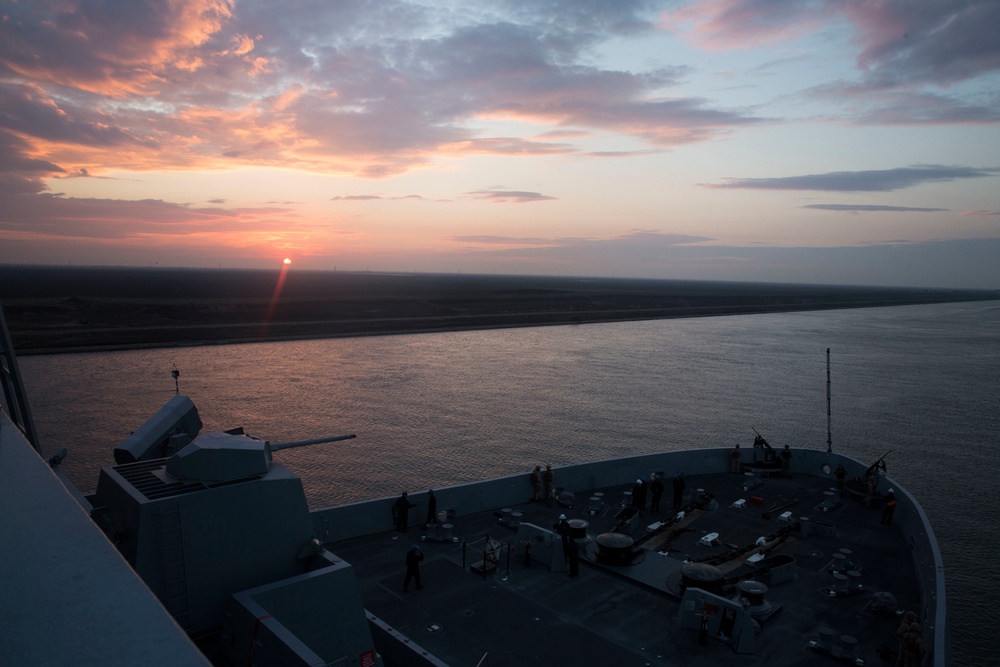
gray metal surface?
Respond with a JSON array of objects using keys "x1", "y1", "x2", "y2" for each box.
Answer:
[
  {"x1": 324, "y1": 460, "x2": 937, "y2": 666},
  {"x1": 0, "y1": 412, "x2": 210, "y2": 666}
]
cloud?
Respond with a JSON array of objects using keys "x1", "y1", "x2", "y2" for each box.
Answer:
[
  {"x1": 0, "y1": 190, "x2": 299, "y2": 240},
  {"x1": 465, "y1": 190, "x2": 557, "y2": 203},
  {"x1": 660, "y1": 1, "x2": 1000, "y2": 88},
  {"x1": 808, "y1": 87, "x2": 1000, "y2": 125},
  {"x1": 706, "y1": 165, "x2": 999, "y2": 192},
  {"x1": 659, "y1": 0, "x2": 829, "y2": 51},
  {"x1": 441, "y1": 138, "x2": 575, "y2": 156},
  {"x1": 586, "y1": 149, "x2": 667, "y2": 158},
  {"x1": 453, "y1": 235, "x2": 573, "y2": 246},
  {"x1": 960, "y1": 210, "x2": 1000, "y2": 217},
  {"x1": 455, "y1": 231, "x2": 711, "y2": 248},
  {"x1": 0, "y1": 0, "x2": 767, "y2": 188},
  {"x1": 329, "y1": 194, "x2": 436, "y2": 202},
  {"x1": 803, "y1": 204, "x2": 949, "y2": 213},
  {"x1": 843, "y1": 0, "x2": 1000, "y2": 88},
  {"x1": 0, "y1": 0, "x2": 240, "y2": 96}
]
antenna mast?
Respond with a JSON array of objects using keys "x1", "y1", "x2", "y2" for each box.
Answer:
[{"x1": 826, "y1": 348, "x2": 832, "y2": 453}]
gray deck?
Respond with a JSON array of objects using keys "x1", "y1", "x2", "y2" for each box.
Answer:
[{"x1": 326, "y1": 469, "x2": 918, "y2": 666}]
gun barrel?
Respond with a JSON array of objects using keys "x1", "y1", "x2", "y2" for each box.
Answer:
[{"x1": 270, "y1": 434, "x2": 357, "y2": 451}]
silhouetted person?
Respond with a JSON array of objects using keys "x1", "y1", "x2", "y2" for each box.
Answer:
[
  {"x1": 881, "y1": 488, "x2": 897, "y2": 525},
  {"x1": 901, "y1": 622, "x2": 925, "y2": 667},
  {"x1": 895, "y1": 611, "x2": 917, "y2": 667},
  {"x1": 672, "y1": 473, "x2": 685, "y2": 509},
  {"x1": 403, "y1": 545, "x2": 424, "y2": 592},
  {"x1": 425, "y1": 489, "x2": 437, "y2": 525},
  {"x1": 542, "y1": 464, "x2": 555, "y2": 506},
  {"x1": 631, "y1": 478, "x2": 647, "y2": 517},
  {"x1": 650, "y1": 473, "x2": 664, "y2": 513},
  {"x1": 394, "y1": 491, "x2": 414, "y2": 536},
  {"x1": 780, "y1": 444, "x2": 792, "y2": 478},
  {"x1": 530, "y1": 466, "x2": 542, "y2": 502},
  {"x1": 731, "y1": 444, "x2": 742, "y2": 473},
  {"x1": 834, "y1": 464, "x2": 846, "y2": 495}
]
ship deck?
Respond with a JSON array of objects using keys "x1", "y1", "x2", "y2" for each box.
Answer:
[{"x1": 325, "y1": 468, "x2": 917, "y2": 667}]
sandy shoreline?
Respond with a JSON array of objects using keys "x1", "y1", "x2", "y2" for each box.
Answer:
[{"x1": 2, "y1": 266, "x2": 997, "y2": 354}]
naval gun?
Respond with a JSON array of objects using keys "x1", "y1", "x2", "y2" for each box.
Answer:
[
  {"x1": 165, "y1": 430, "x2": 356, "y2": 483},
  {"x1": 92, "y1": 403, "x2": 361, "y2": 641},
  {"x1": 751, "y1": 427, "x2": 777, "y2": 463}
]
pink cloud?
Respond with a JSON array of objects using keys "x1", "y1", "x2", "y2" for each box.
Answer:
[
  {"x1": 658, "y1": 0, "x2": 827, "y2": 51},
  {"x1": 464, "y1": 189, "x2": 557, "y2": 204}
]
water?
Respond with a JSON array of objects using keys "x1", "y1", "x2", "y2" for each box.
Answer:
[{"x1": 19, "y1": 301, "x2": 999, "y2": 664}]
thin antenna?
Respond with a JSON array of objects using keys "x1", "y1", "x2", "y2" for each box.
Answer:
[{"x1": 826, "y1": 348, "x2": 832, "y2": 453}]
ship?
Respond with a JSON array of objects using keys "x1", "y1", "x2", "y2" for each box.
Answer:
[{"x1": 0, "y1": 306, "x2": 946, "y2": 666}]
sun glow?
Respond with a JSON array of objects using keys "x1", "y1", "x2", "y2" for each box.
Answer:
[{"x1": 265, "y1": 258, "x2": 291, "y2": 323}]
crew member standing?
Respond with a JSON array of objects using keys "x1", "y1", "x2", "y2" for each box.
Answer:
[
  {"x1": 881, "y1": 488, "x2": 897, "y2": 525},
  {"x1": 895, "y1": 611, "x2": 917, "y2": 667},
  {"x1": 403, "y1": 545, "x2": 424, "y2": 592},
  {"x1": 672, "y1": 472, "x2": 686, "y2": 510},
  {"x1": 530, "y1": 466, "x2": 543, "y2": 502},
  {"x1": 834, "y1": 463, "x2": 846, "y2": 495},
  {"x1": 780, "y1": 444, "x2": 792, "y2": 478},
  {"x1": 650, "y1": 473, "x2": 664, "y2": 514},
  {"x1": 542, "y1": 464, "x2": 555, "y2": 506},
  {"x1": 631, "y1": 478, "x2": 647, "y2": 517},
  {"x1": 731, "y1": 444, "x2": 742, "y2": 473},
  {"x1": 394, "y1": 491, "x2": 414, "y2": 536}
]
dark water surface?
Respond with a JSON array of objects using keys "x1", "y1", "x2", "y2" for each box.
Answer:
[{"x1": 20, "y1": 301, "x2": 999, "y2": 664}]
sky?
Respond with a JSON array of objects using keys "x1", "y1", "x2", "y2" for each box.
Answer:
[{"x1": 1, "y1": 0, "x2": 999, "y2": 289}]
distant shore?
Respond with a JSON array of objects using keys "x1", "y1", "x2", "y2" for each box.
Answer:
[{"x1": 2, "y1": 266, "x2": 997, "y2": 354}]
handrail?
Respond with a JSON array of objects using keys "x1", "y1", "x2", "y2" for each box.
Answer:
[{"x1": 0, "y1": 306, "x2": 40, "y2": 454}]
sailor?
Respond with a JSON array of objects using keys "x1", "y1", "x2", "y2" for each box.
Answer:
[
  {"x1": 731, "y1": 443, "x2": 742, "y2": 473},
  {"x1": 631, "y1": 478, "x2": 647, "y2": 516},
  {"x1": 881, "y1": 488, "x2": 897, "y2": 525},
  {"x1": 650, "y1": 473, "x2": 664, "y2": 513},
  {"x1": 895, "y1": 611, "x2": 917, "y2": 667},
  {"x1": 672, "y1": 472, "x2": 686, "y2": 510},
  {"x1": 530, "y1": 466, "x2": 543, "y2": 502},
  {"x1": 834, "y1": 463, "x2": 846, "y2": 495},
  {"x1": 542, "y1": 464, "x2": 555, "y2": 506},
  {"x1": 425, "y1": 489, "x2": 438, "y2": 526},
  {"x1": 394, "y1": 491, "x2": 414, "y2": 536},
  {"x1": 403, "y1": 545, "x2": 424, "y2": 592},
  {"x1": 901, "y1": 622, "x2": 925, "y2": 667},
  {"x1": 780, "y1": 444, "x2": 792, "y2": 478}
]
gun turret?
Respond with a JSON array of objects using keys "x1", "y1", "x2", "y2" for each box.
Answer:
[{"x1": 165, "y1": 431, "x2": 356, "y2": 483}]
